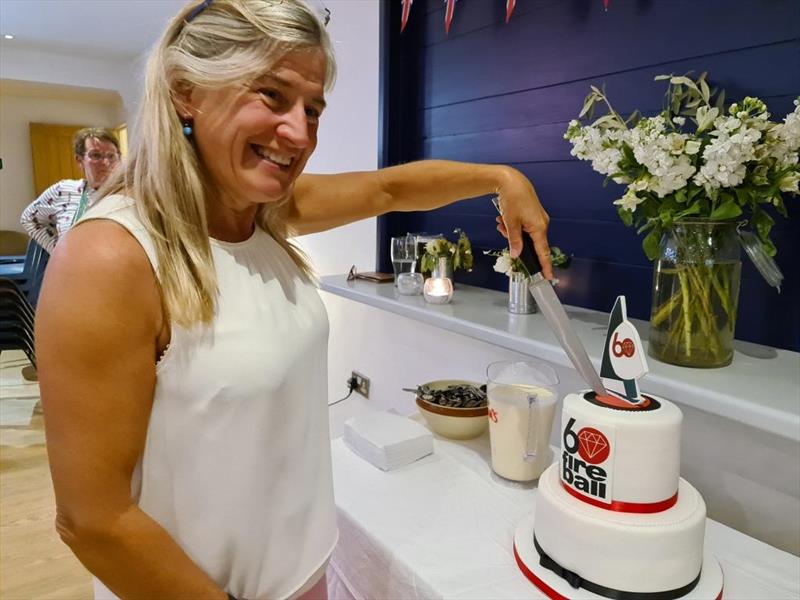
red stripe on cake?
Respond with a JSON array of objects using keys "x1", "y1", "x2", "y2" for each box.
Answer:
[
  {"x1": 561, "y1": 481, "x2": 679, "y2": 513},
  {"x1": 513, "y1": 543, "x2": 569, "y2": 600}
]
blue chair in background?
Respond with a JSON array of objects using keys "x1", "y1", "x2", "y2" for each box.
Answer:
[
  {"x1": 1, "y1": 278, "x2": 37, "y2": 369},
  {"x1": 0, "y1": 240, "x2": 49, "y2": 307}
]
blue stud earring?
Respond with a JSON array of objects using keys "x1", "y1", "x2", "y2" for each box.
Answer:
[{"x1": 182, "y1": 118, "x2": 193, "y2": 137}]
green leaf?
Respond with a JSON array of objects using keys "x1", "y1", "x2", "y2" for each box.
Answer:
[
  {"x1": 675, "y1": 202, "x2": 701, "y2": 219},
  {"x1": 617, "y1": 206, "x2": 633, "y2": 227},
  {"x1": 687, "y1": 187, "x2": 702, "y2": 201},
  {"x1": 762, "y1": 237, "x2": 777, "y2": 257},
  {"x1": 715, "y1": 90, "x2": 726, "y2": 111},
  {"x1": 734, "y1": 187, "x2": 752, "y2": 207},
  {"x1": 752, "y1": 209, "x2": 775, "y2": 245},
  {"x1": 670, "y1": 76, "x2": 699, "y2": 91},
  {"x1": 642, "y1": 227, "x2": 662, "y2": 261},
  {"x1": 675, "y1": 189, "x2": 687, "y2": 203},
  {"x1": 709, "y1": 199, "x2": 742, "y2": 220},
  {"x1": 770, "y1": 194, "x2": 788, "y2": 217},
  {"x1": 700, "y1": 78, "x2": 710, "y2": 103}
]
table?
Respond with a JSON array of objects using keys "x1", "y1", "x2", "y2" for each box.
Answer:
[{"x1": 328, "y1": 423, "x2": 800, "y2": 600}]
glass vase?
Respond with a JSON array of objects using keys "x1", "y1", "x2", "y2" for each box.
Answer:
[
  {"x1": 431, "y1": 255, "x2": 454, "y2": 280},
  {"x1": 648, "y1": 220, "x2": 741, "y2": 368},
  {"x1": 508, "y1": 272, "x2": 537, "y2": 314}
]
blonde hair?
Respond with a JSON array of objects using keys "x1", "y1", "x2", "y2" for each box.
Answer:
[{"x1": 101, "y1": 0, "x2": 336, "y2": 326}]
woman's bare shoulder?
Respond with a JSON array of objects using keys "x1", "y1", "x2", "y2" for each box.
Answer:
[{"x1": 40, "y1": 219, "x2": 161, "y2": 329}]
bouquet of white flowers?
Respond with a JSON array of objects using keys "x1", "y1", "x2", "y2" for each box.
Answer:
[
  {"x1": 484, "y1": 247, "x2": 570, "y2": 276},
  {"x1": 565, "y1": 74, "x2": 799, "y2": 368},
  {"x1": 565, "y1": 73, "x2": 799, "y2": 259}
]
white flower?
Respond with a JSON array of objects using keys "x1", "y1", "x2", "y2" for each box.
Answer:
[
  {"x1": 672, "y1": 116, "x2": 686, "y2": 126},
  {"x1": 763, "y1": 101, "x2": 800, "y2": 167},
  {"x1": 566, "y1": 122, "x2": 626, "y2": 176},
  {"x1": 778, "y1": 172, "x2": 800, "y2": 194},
  {"x1": 685, "y1": 140, "x2": 702, "y2": 155},
  {"x1": 493, "y1": 254, "x2": 513, "y2": 275},
  {"x1": 626, "y1": 117, "x2": 697, "y2": 196},
  {"x1": 693, "y1": 117, "x2": 762, "y2": 190},
  {"x1": 613, "y1": 188, "x2": 644, "y2": 212},
  {"x1": 696, "y1": 106, "x2": 720, "y2": 132}
]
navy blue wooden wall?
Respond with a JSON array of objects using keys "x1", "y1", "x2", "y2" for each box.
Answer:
[{"x1": 377, "y1": 0, "x2": 800, "y2": 352}]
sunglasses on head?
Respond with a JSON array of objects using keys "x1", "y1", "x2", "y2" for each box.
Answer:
[{"x1": 186, "y1": 0, "x2": 330, "y2": 27}]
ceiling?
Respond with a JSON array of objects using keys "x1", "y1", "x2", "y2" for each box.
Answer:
[{"x1": 0, "y1": 0, "x2": 188, "y2": 61}]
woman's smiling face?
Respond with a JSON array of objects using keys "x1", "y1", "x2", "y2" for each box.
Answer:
[{"x1": 185, "y1": 48, "x2": 327, "y2": 209}]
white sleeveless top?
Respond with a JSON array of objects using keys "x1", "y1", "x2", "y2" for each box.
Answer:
[{"x1": 83, "y1": 195, "x2": 338, "y2": 600}]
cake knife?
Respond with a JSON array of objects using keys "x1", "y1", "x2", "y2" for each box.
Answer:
[{"x1": 492, "y1": 198, "x2": 607, "y2": 396}]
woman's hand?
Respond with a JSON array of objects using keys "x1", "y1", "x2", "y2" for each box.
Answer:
[{"x1": 494, "y1": 167, "x2": 553, "y2": 279}]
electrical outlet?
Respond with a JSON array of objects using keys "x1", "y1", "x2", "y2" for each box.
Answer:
[{"x1": 351, "y1": 371, "x2": 370, "y2": 398}]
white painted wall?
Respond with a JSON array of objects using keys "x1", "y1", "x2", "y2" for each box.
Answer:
[
  {"x1": 0, "y1": 45, "x2": 138, "y2": 114},
  {"x1": 0, "y1": 89, "x2": 125, "y2": 232},
  {"x1": 294, "y1": 0, "x2": 381, "y2": 277}
]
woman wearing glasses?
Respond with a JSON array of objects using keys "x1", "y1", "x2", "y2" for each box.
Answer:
[
  {"x1": 19, "y1": 127, "x2": 120, "y2": 253},
  {"x1": 35, "y1": 1, "x2": 552, "y2": 599}
]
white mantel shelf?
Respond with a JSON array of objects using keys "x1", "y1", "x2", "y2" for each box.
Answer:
[{"x1": 321, "y1": 275, "x2": 800, "y2": 442}]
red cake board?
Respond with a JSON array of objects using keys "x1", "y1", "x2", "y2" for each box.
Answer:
[{"x1": 513, "y1": 512, "x2": 724, "y2": 600}]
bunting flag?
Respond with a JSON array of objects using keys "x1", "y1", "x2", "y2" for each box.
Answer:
[
  {"x1": 505, "y1": 0, "x2": 516, "y2": 23},
  {"x1": 444, "y1": 0, "x2": 457, "y2": 34},
  {"x1": 603, "y1": 0, "x2": 610, "y2": 9},
  {"x1": 400, "y1": 0, "x2": 413, "y2": 32}
]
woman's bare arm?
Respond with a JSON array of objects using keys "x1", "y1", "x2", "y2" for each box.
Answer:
[
  {"x1": 286, "y1": 161, "x2": 552, "y2": 278},
  {"x1": 36, "y1": 220, "x2": 226, "y2": 599}
]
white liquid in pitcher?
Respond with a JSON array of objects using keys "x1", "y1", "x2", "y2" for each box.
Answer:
[{"x1": 488, "y1": 384, "x2": 556, "y2": 482}]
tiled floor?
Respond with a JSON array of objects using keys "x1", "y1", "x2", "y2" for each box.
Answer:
[{"x1": 0, "y1": 351, "x2": 92, "y2": 599}]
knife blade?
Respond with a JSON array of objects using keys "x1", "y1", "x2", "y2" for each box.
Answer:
[
  {"x1": 528, "y1": 272, "x2": 606, "y2": 396},
  {"x1": 492, "y1": 197, "x2": 606, "y2": 396}
]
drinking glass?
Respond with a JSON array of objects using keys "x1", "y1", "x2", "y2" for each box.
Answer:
[{"x1": 390, "y1": 235, "x2": 418, "y2": 284}]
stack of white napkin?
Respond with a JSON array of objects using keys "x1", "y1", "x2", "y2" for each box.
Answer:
[{"x1": 343, "y1": 411, "x2": 433, "y2": 471}]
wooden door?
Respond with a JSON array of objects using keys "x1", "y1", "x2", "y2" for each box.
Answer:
[
  {"x1": 29, "y1": 123, "x2": 86, "y2": 196},
  {"x1": 114, "y1": 123, "x2": 128, "y2": 157}
]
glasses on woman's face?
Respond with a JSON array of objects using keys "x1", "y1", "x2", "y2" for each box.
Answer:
[{"x1": 85, "y1": 151, "x2": 120, "y2": 163}]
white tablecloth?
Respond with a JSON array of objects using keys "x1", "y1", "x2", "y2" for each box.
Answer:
[{"x1": 328, "y1": 427, "x2": 800, "y2": 600}]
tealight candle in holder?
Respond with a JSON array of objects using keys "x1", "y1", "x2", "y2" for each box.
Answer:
[
  {"x1": 423, "y1": 258, "x2": 454, "y2": 304},
  {"x1": 396, "y1": 272, "x2": 424, "y2": 295}
]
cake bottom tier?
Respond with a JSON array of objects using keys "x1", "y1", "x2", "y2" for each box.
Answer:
[{"x1": 532, "y1": 464, "x2": 707, "y2": 595}]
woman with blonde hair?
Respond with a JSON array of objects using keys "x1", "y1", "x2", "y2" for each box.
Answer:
[{"x1": 35, "y1": 1, "x2": 553, "y2": 599}]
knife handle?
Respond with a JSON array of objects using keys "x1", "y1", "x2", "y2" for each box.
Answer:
[{"x1": 519, "y1": 232, "x2": 543, "y2": 276}]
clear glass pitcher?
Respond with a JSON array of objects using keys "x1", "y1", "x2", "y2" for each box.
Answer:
[{"x1": 486, "y1": 360, "x2": 559, "y2": 482}]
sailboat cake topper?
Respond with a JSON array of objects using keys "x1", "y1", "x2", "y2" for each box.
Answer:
[{"x1": 599, "y1": 296, "x2": 649, "y2": 404}]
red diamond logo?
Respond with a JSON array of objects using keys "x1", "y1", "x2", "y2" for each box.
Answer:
[{"x1": 577, "y1": 427, "x2": 610, "y2": 464}]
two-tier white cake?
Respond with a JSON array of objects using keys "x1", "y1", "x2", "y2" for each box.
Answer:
[{"x1": 513, "y1": 391, "x2": 724, "y2": 599}]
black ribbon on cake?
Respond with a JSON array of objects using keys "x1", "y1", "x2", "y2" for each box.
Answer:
[{"x1": 533, "y1": 536, "x2": 701, "y2": 600}]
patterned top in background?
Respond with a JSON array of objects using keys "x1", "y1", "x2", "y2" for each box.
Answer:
[{"x1": 19, "y1": 179, "x2": 90, "y2": 253}]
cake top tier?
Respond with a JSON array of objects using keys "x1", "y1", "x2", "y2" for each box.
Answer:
[{"x1": 560, "y1": 391, "x2": 683, "y2": 510}]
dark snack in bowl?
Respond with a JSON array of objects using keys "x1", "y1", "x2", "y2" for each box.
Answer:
[{"x1": 411, "y1": 383, "x2": 488, "y2": 409}]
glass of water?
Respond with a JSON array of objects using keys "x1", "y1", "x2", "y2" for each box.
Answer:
[{"x1": 390, "y1": 235, "x2": 417, "y2": 284}]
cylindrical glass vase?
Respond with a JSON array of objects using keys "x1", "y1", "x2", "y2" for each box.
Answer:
[
  {"x1": 648, "y1": 220, "x2": 741, "y2": 368},
  {"x1": 508, "y1": 272, "x2": 537, "y2": 314},
  {"x1": 431, "y1": 255, "x2": 454, "y2": 280}
]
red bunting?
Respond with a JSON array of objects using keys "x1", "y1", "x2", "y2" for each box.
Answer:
[
  {"x1": 400, "y1": 0, "x2": 413, "y2": 32},
  {"x1": 444, "y1": 0, "x2": 456, "y2": 34},
  {"x1": 506, "y1": 0, "x2": 516, "y2": 23},
  {"x1": 603, "y1": 0, "x2": 610, "y2": 9}
]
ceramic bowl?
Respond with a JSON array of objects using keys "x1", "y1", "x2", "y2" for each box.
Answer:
[{"x1": 415, "y1": 379, "x2": 488, "y2": 440}]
